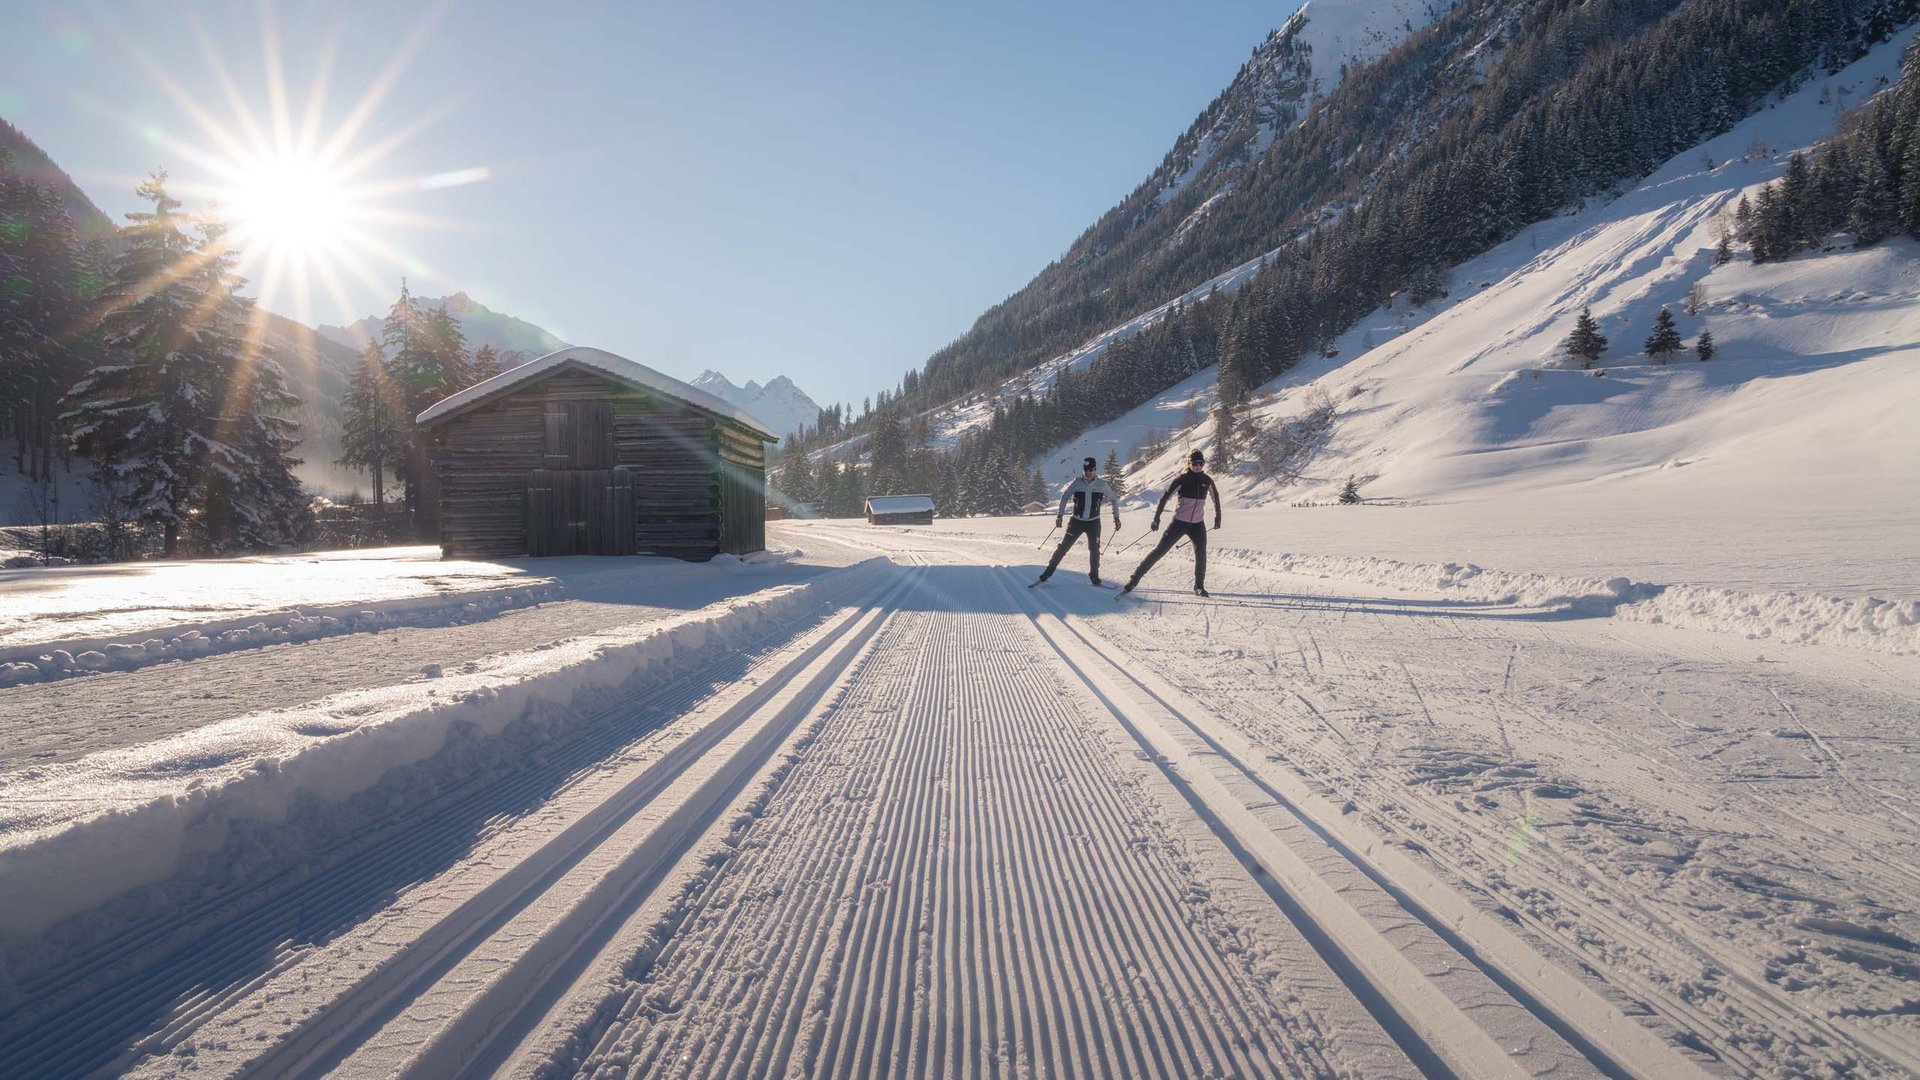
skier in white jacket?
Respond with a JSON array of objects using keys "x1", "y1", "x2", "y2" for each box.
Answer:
[{"x1": 1034, "y1": 457, "x2": 1122, "y2": 587}]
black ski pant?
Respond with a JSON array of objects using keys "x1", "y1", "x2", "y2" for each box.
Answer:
[
  {"x1": 1128, "y1": 519, "x2": 1207, "y2": 590},
  {"x1": 1041, "y1": 518, "x2": 1103, "y2": 581}
]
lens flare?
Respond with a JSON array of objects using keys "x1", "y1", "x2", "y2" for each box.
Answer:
[
  {"x1": 90, "y1": 4, "x2": 479, "y2": 326},
  {"x1": 226, "y1": 153, "x2": 354, "y2": 257}
]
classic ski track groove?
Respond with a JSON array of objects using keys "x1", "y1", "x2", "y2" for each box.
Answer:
[
  {"x1": 791, "y1": 527, "x2": 1715, "y2": 1079},
  {"x1": 0, "y1": 566, "x2": 898, "y2": 1080},
  {"x1": 227, "y1": 567, "x2": 919, "y2": 1080},
  {"x1": 568, "y1": 559, "x2": 1376, "y2": 1079},
  {"x1": 801, "y1": 522, "x2": 1918, "y2": 1076},
  {"x1": 1009, "y1": 566, "x2": 1719, "y2": 1080},
  {"x1": 1094, "y1": 581, "x2": 1920, "y2": 1078}
]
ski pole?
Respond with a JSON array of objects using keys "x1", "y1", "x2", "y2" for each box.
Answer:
[{"x1": 1035, "y1": 522, "x2": 1059, "y2": 550}]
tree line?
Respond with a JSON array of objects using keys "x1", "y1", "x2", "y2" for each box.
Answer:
[
  {"x1": 2, "y1": 161, "x2": 309, "y2": 556},
  {"x1": 1742, "y1": 40, "x2": 1920, "y2": 260}
]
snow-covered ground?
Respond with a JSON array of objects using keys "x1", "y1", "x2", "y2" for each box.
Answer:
[{"x1": 0, "y1": 520, "x2": 1913, "y2": 1078}]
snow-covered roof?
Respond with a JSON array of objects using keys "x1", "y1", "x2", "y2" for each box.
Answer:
[
  {"x1": 415, "y1": 346, "x2": 779, "y2": 440},
  {"x1": 865, "y1": 495, "x2": 934, "y2": 514}
]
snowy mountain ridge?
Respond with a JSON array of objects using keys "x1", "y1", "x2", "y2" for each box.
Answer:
[
  {"x1": 688, "y1": 370, "x2": 824, "y2": 440},
  {"x1": 315, "y1": 292, "x2": 568, "y2": 361},
  {"x1": 806, "y1": 0, "x2": 1456, "y2": 464},
  {"x1": 1147, "y1": 0, "x2": 1450, "y2": 212}
]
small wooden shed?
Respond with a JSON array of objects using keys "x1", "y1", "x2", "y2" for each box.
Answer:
[
  {"x1": 865, "y1": 494, "x2": 935, "y2": 526},
  {"x1": 416, "y1": 347, "x2": 779, "y2": 560}
]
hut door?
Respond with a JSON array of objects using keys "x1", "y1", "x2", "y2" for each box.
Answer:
[
  {"x1": 525, "y1": 467, "x2": 636, "y2": 556},
  {"x1": 543, "y1": 402, "x2": 614, "y2": 469}
]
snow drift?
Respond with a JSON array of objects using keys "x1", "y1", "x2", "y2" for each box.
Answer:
[{"x1": 0, "y1": 559, "x2": 890, "y2": 939}]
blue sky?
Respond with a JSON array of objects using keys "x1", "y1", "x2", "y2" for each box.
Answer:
[{"x1": 1, "y1": 1, "x2": 1291, "y2": 408}]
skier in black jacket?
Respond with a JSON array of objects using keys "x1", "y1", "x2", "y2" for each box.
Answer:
[
  {"x1": 1034, "y1": 457, "x2": 1121, "y2": 586},
  {"x1": 1123, "y1": 449, "x2": 1222, "y2": 597}
]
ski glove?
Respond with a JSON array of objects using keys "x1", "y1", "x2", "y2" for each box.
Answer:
[
  {"x1": 1055, "y1": 515, "x2": 1063, "y2": 528},
  {"x1": 1214, "y1": 517, "x2": 1222, "y2": 530},
  {"x1": 1151, "y1": 515, "x2": 1162, "y2": 531}
]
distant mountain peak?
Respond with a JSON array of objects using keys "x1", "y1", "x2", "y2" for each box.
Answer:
[
  {"x1": 690, "y1": 370, "x2": 823, "y2": 439},
  {"x1": 316, "y1": 293, "x2": 567, "y2": 360}
]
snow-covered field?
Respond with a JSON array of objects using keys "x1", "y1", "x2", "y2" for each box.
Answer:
[{"x1": 0, "y1": 516, "x2": 1913, "y2": 1078}]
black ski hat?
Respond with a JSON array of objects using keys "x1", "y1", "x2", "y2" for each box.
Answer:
[
  {"x1": 1082, "y1": 456, "x2": 1097, "y2": 470},
  {"x1": 1189, "y1": 449, "x2": 1206, "y2": 464}
]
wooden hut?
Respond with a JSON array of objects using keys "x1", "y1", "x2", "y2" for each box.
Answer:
[
  {"x1": 865, "y1": 494, "x2": 935, "y2": 526},
  {"x1": 416, "y1": 347, "x2": 778, "y2": 560}
]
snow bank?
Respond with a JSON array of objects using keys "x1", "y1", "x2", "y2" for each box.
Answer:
[
  {"x1": 1216, "y1": 547, "x2": 1920, "y2": 654},
  {"x1": 0, "y1": 558, "x2": 889, "y2": 938},
  {"x1": 0, "y1": 582, "x2": 556, "y2": 687},
  {"x1": 0, "y1": 545, "x2": 544, "y2": 654}
]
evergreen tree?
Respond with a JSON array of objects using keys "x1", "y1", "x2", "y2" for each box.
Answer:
[
  {"x1": 337, "y1": 342, "x2": 403, "y2": 511},
  {"x1": 815, "y1": 457, "x2": 841, "y2": 515},
  {"x1": 779, "y1": 450, "x2": 816, "y2": 508},
  {"x1": 1849, "y1": 149, "x2": 1898, "y2": 243},
  {"x1": 836, "y1": 459, "x2": 866, "y2": 516},
  {"x1": 1564, "y1": 307, "x2": 1608, "y2": 368},
  {"x1": 1695, "y1": 329, "x2": 1716, "y2": 361},
  {"x1": 1714, "y1": 233, "x2": 1734, "y2": 265},
  {"x1": 1, "y1": 145, "x2": 98, "y2": 489},
  {"x1": 382, "y1": 285, "x2": 468, "y2": 533},
  {"x1": 865, "y1": 411, "x2": 908, "y2": 495},
  {"x1": 1103, "y1": 450, "x2": 1127, "y2": 498},
  {"x1": 469, "y1": 343, "x2": 504, "y2": 382},
  {"x1": 1030, "y1": 468, "x2": 1048, "y2": 505},
  {"x1": 1211, "y1": 400, "x2": 1238, "y2": 469},
  {"x1": 979, "y1": 450, "x2": 1023, "y2": 515},
  {"x1": 1644, "y1": 306, "x2": 1684, "y2": 363},
  {"x1": 64, "y1": 173, "x2": 231, "y2": 556},
  {"x1": 192, "y1": 215, "x2": 309, "y2": 551},
  {"x1": 1339, "y1": 477, "x2": 1362, "y2": 504}
]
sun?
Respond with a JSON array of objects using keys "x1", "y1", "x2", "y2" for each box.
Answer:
[
  {"x1": 99, "y1": 6, "x2": 487, "y2": 327},
  {"x1": 224, "y1": 152, "x2": 356, "y2": 260}
]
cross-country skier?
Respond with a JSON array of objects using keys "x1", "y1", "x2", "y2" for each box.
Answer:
[
  {"x1": 1033, "y1": 456, "x2": 1122, "y2": 587},
  {"x1": 1122, "y1": 449, "x2": 1222, "y2": 597}
]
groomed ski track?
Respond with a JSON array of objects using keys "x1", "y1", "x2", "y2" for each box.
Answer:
[{"x1": 15, "y1": 526, "x2": 1878, "y2": 1078}]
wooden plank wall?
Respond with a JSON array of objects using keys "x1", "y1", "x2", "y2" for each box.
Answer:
[
  {"x1": 435, "y1": 404, "x2": 543, "y2": 558},
  {"x1": 715, "y1": 422, "x2": 767, "y2": 555},
  {"x1": 432, "y1": 367, "x2": 768, "y2": 560}
]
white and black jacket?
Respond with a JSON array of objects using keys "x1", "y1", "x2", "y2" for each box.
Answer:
[{"x1": 1056, "y1": 476, "x2": 1120, "y2": 522}]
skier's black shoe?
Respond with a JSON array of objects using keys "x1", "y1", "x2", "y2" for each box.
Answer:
[
  {"x1": 1194, "y1": 587, "x2": 1210, "y2": 598},
  {"x1": 1122, "y1": 581, "x2": 1136, "y2": 594},
  {"x1": 1089, "y1": 576, "x2": 1103, "y2": 587}
]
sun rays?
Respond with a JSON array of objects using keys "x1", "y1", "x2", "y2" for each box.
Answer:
[{"x1": 93, "y1": 2, "x2": 484, "y2": 331}]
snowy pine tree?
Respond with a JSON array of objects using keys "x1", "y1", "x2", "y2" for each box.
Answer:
[
  {"x1": 382, "y1": 285, "x2": 469, "y2": 533},
  {"x1": 1103, "y1": 450, "x2": 1127, "y2": 498},
  {"x1": 1695, "y1": 329, "x2": 1716, "y2": 361},
  {"x1": 64, "y1": 173, "x2": 231, "y2": 555},
  {"x1": 338, "y1": 342, "x2": 403, "y2": 511},
  {"x1": 1564, "y1": 307, "x2": 1607, "y2": 368},
  {"x1": 1644, "y1": 306, "x2": 1684, "y2": 363},
  {"x1": 189, "y1": 215, "x2": 310, "y2": 551}
]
